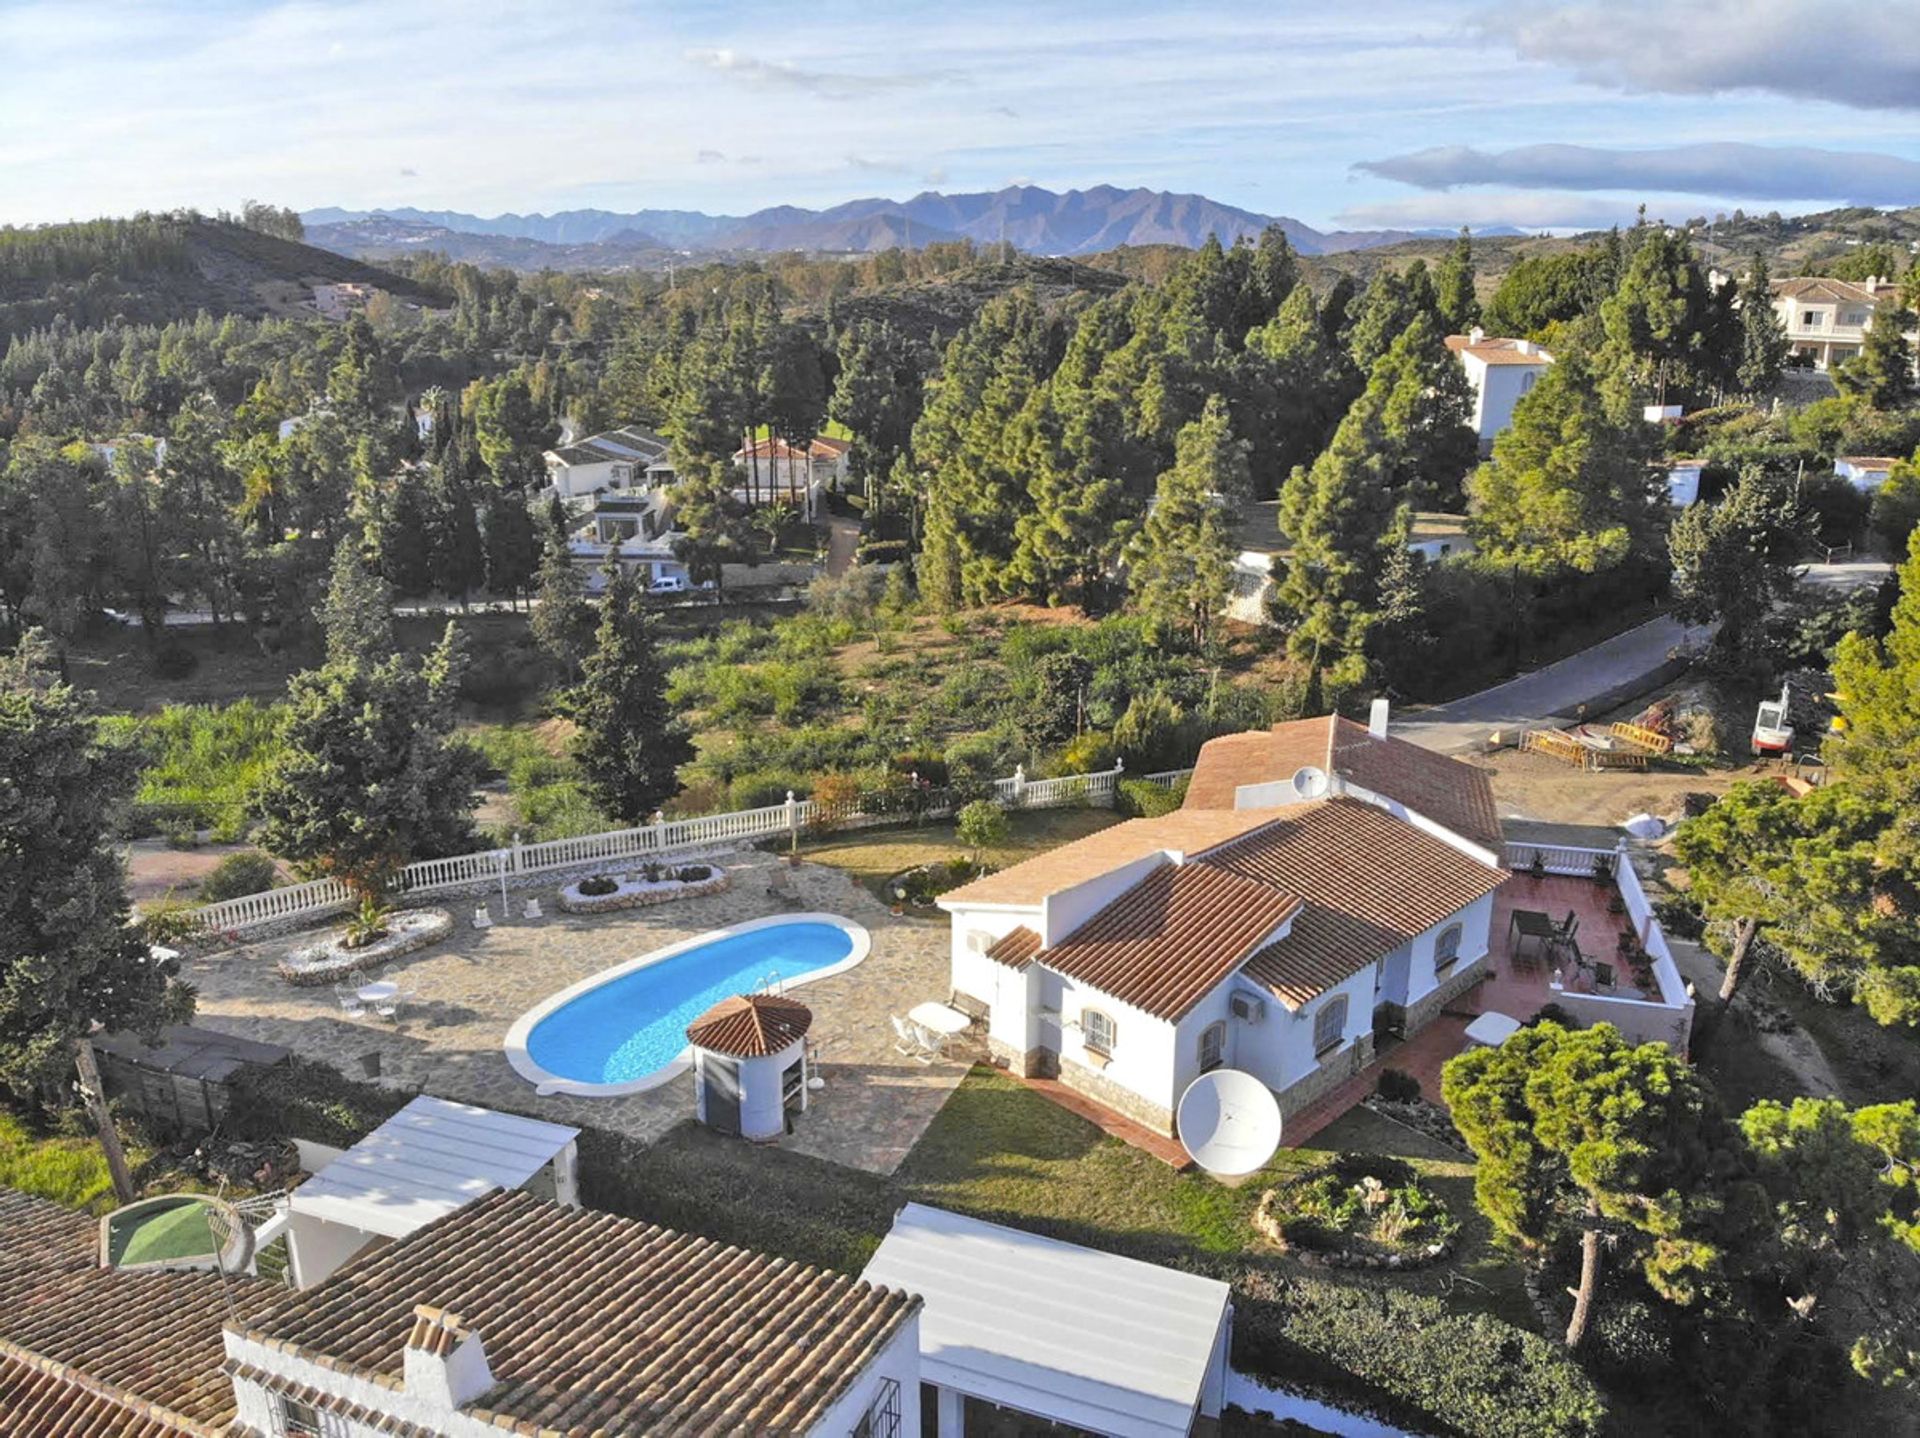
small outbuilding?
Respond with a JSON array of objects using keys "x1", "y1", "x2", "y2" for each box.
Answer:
[
  {"x1": 92, "y1": 1024, "x2": 291, "y2": 1135},
  {"x1": 862, "y1": 1202, "x2": 1233, "y2": 1438},
  {"x1": 686, "y1": 993, "x2": 812, "y2": 1141}
]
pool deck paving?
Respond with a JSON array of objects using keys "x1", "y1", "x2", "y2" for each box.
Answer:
[{"x1": 182, "y1": 849, "x2": 968, "y2": 1175}]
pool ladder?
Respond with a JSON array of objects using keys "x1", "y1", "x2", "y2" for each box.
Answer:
[{"x1": 756, "y1": 969, "x2": 785, "y2": 997}]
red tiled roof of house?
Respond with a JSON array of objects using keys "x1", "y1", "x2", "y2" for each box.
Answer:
[
  {"x1": 0, "y1": 1350, "x2": 202, "y2": 1437},
  {"x1": 809, "y1": 434, "x2": 853, "y2": 456},
  {"x1": 686, "y1": 992, "x2": 813, "y2": 1056},
  {"x1": 1036, "y1": 863, "x2": 1301, "y2": 1020},
  {"x1": 0, "y1": 1187, "x2": 271, "y2": 1434},
  {"x1": 1445, "y1": 334, "x2": 1554, "y2": 364},
  {"x1": 985, "y1": 925, "x2": 1042, "y2": 967},
  {"x1": 1771, "y1": 276, "x2": 1888, "y2": 305},
  {"x1": 1199, "y1": 798, "x2": 1508, "y2": 1010},
  {"x1": 1184, "y1": 716, "x2": 1502, "y2": 853},
  {"x1": 238, "y1": 1188, "x2": 920, "y2": 1435},
  {"x1": 940, "y1": 807, "x2": 1291, "y2": 908}
]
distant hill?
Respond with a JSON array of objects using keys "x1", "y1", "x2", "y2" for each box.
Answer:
[
  {"x1": 0, "y1": 214, "x2": 444, "y2": 340},
  {"x1": 304, "y1": 184, "x2": 1437, "y2": 265},
  {"x1": 305, "y1": 218, "x2": 674, "y2": 272}
]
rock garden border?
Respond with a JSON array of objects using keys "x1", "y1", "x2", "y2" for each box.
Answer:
[
  {"x1": 276, "y1": 908, "x2": 454, "y2": 986},
  {"x1": 556, "y1": 863, "x2": 730, "y2": 914},
  {"x1": 1252, "y1": 1154, "x2": 1459, "y2": 1271}
]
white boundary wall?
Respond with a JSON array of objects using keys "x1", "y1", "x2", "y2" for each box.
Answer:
[{"x1": 193, "y1": 764, "x2": 1196, "y2": 939}]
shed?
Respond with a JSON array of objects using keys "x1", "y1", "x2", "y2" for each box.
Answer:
[
  {"x1": 92, "y1": 1024, "x2": 291, "y2": 1135},
  {"x1": 687, "y1": 993, "x2": 812, "y2": 1141},
  {"x1": 861, "y1": 1202, "x2": 1232, "y2": 1438},
  {"x1": 285, "y1": 1096, "x2": 579, "y2": 1288}
]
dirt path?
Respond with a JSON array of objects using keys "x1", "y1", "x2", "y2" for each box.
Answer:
[{"x1": 825, "y1": 516, "x2": 862, "y2": 578}]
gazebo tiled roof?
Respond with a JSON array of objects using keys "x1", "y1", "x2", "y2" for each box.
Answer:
[{"x1": 686, "y1": 992, "x2": 813, "y2": 1057}]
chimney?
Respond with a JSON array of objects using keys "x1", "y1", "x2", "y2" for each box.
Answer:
[
  {"x1": 1514, "y1": 338, "x2": 1534, "y2": 356},
  {"x1": 404, "y1": 1306, "x2": 494, "y2": 1412},
  {"x1": 1468, "y1": 325, "x2": 1485, "y2": 344},
  {"x1": 1368, "y1": 697, "x2": 1390, "y2": 740}
]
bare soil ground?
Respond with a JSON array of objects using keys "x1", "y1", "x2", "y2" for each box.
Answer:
[{"x1": 1467, "y1": 747, "x2": 1764, "y2": 827}]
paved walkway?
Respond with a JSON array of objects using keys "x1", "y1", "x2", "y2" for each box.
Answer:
[{"x1": 181, "y1": 851, "x2": 968, "y2": 1175}]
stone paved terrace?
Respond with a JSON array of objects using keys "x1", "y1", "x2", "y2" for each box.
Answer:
[{"x1": 181, "y1": 850, "x2": 967, "y2": 1175}]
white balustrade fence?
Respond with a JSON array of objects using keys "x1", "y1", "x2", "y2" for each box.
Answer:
[{"x1": 193, "y1": 760, "x2": 1142, "y2": 938}]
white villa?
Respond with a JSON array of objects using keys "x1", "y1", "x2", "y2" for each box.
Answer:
[
  {"x1": 1835, "y1": 455, "x2": 1900, "y2": 491},
  {"x1": 1769, "y1": 275, "x2": 1906, "y2": 373},
  {"x1": 939, "y1": 707, "x2": 1510, "y2": 1134},
  {"x1": 730, "y1": 434, "x2": 850, "y2": 519},
  {"x1": 1227, "y1": 500, "x2": 1473, "y2": 625},
  {"x1": 1446, "y1": 328, "x2": 1553, "y2": 450},
  {"x1": 542, "y1": 424, "x2": 675, "y2": 503}
]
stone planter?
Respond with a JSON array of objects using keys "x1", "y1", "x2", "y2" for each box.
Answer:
[
  {"x1": 556, "y1": 866, "x2": 731, "y2": 914},
  {"x1": 277, "y1": 908, "x2": 453, "y2": 985}
]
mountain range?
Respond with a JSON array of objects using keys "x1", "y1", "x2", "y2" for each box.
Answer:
[{"x1": 303, "y1": 185, "x2": 1492, "y2": 268}]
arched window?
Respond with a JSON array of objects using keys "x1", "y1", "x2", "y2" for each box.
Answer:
[
  {"x1": 1434, "y1": 923, "x2": 1463, "y2": 972},
  {"x1": 1313, "y1": 994, "x2": 1349, "y2": 1056},
  {"x1": 1198, "y1": 1021, "x2": 1227, "y2": 1073},
  {"x1": 1081, "y1": 1008, "x2": 1116, "y2": 1056}
]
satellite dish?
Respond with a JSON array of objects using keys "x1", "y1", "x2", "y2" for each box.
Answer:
[
  {"x1": 1178, "y1": 1069, "x2": 1282, "y2": 1177},
  {"x1": 1290, "y1": 765, "x2": 1329, "y2": 800}
]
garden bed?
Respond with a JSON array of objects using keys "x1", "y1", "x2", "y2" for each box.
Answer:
[
  {"x1": 882, "y1": 858, "x2": 987, "y2": 911},
  {"x1": 556, "y1": 864, "x2": 730, "y2": 913},
  {"x1": 1253, "y1": 1154, "x2": 1460, "y2": 1269},
  {"x1": 275, "y1": 908, "x2": 452, "y2": 985}
]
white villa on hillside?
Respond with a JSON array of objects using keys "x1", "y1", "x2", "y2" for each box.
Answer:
[
  {"x1": 1769, "y1": 275, "x2": 1906, "y2": 373},
  {"x1": 730, "y1": 434, "x2": 850, "y2": 519},
  {"x1": 1446, "y1": 329, "x2": 1553, "y2": 450},
  {"x1": 939, "y1": 707, "x2": 1509, "y2": 1134},
  {"x1": 543, "y1": 424, "x2": 674, "y2": 503}
]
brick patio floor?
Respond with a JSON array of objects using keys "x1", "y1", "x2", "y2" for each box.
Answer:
[{"x1": 181, "y1": 850, "x2": 968, "y2": 1175}]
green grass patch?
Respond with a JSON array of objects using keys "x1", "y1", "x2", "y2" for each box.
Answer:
[
  {"x1": 106, "y1": 1195, "x2": 220, "y2": 1266},
  {"x1": 0, "y1": 1111, "x2": 150, "y2": 1213},
  {"x1": 463, "y1": 723, "x2": 615, "y2": 841},
  {"x1": 106, "y1": 699, "x2": 285, "y2": 841}
]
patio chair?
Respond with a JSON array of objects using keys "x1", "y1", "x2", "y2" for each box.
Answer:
[
  {"x1": 890, "y1": 1015, "x2": 935, "y2": 1065},
  {"x1": 334, "y1": 986, "x2": 366, "y2": 1019}
]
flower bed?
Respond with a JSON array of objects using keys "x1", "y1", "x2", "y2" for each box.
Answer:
[
  {"x1": 556, "y1": 864, "x2": 730, "y2": 914},
  {"x1": 1254, "y1": 1153, "x2": 1460, "y2": 1270},
  {"x1": 276, "y1": 908, "x2": 452, "y2": 985},
  {"x1": 884, "y1": 858, "x2": 987, "y2": 910}
]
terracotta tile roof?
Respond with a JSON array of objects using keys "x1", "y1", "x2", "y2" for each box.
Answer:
[
  {"x1": 0, "y1": 1350, "x2": 202, "y2": 1437},
  {"x1": 809, "y1": 434, "x2": 853, "y2": 456},
  {"x1": 939, "y1": 807, "x2": 1291, "y2": 908},
  {"x1": 985, "y1": 925, "x2": 1042, "y2": 968},
  {"x1": 1199, "y1": 798, "x2": 1508, "y2": 1010},
  {"x1": 1771, "y1": 276, "x2": 1886, "y2": 305},
  {"x1": 0, "y1": 1188, "x2": 270, "y2": 1434},
  {"x1": 1037, "y1": 862, "x2": 1301, "y2": 1020},
  {"x1": 1184, "y1": 716, "x2": 1502, "y2": 853},
  {"x1": 1445, "y1": 334, "x2": 1553, "y2": 365},
  {"x1": 239, "y1": 1188, "x2": 920, "y2": 1435},
  {"x1": 685, "y1": 992, "x2": 813, "y2": 1057}
]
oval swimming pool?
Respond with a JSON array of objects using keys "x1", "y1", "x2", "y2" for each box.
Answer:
[{"x1": 503, "y1": 913, "x2": 870, "y2": 1096}]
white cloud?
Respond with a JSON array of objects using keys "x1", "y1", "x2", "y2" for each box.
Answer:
[
  {"x1": 1334, "y1": 190, "x2": 1654, "y2": 231},
  {"x1": 1356, "y1": 142, "x2": 1920, "y2": 205},
  {"x1": 1478, "y1": 0, "x2": 1920, "y2": 112},
  {"x1": 683, "y1": 47, "x2": 927, "y2": 100}
]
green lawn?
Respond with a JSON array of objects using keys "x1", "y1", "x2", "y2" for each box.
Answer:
[
  {"x1": 794, "y1": 807, "x2": 1124, "y2": 908},
  {"x1": 0, "y1": 1112, "x2": 152, "y2": 1214},
  {"x1": 106, "y1": 1196, "x2": 221, "y2": 1266}
]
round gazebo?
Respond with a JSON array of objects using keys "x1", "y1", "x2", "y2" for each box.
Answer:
[{"x1": 685, "y1": 993, "x2": 813, "y2": 1141}]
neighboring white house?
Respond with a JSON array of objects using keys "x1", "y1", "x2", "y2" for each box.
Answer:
[
  {"x1": 566, "y1": 491, "x2": 694, "y2": 592},
  {"x1": 1835, "y1": 455, "x2": 1901, "y2": 491},
  {"x1": 938, "y1": 708, "x2": 1509, "y2": 1134},
  {"x1": 863, "y1": 1202, "x2": 1232, "y2": 1438},
  {"x1": 1446, "y1": 329, "x2": 1553, "y2": 450},
  {"x1": 1227, "y1": 500, "x2": 1474, "y2": 625},
  {"x1": 1769, "y1": 275, "x2": 1902, "y2": 372},
  {"x1": 543, "y1": 424, "x2": 673, "y2": 503},
  {"x1": 310, "y1": 282, "x2": 381, "y2": 321}
]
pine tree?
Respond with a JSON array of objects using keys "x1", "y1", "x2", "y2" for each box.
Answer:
[
  {"x1": 1435, "y1": 228, "x2": 1480, "y2": 334},
  {"x1": 1736, "y1": 252, "x2": 1789, "y2": 395},
  {"x1": 483, "y1": 488, "x2": 538, "y2": 604},
  {"x1": 428, "y1": 459, "x2": 486, "y2": 607},
  {"x1": 1370, "y1": 313, "x2": 1479, "y2": 507},
  {"x1": 1668, "y1": 465, "x2": 1800, "y2": 665},
  {"x1": 531, "y1": 531, "x2": 595, "y2": 679},
  {"x1": 377, "y1": 471, "x2": 436, "y2": 598},
  {"x1": 567, "y1": 567, "x2": 696, "y2": 823},
  {"x1": 1275, "y1": 381, "x2": 1408, "y2": 670},
  {"x1": 1242, "y1": 286, "x2": 1361, "y2": 494},
  {"x1": 1836, "y1": 302, "x2": 1919, "y2": 410},
  {"x1": 671, "y1": 455, "x2": 753, "y2": 597},
  {"x1": 1830, "y1": 530, "x2": 1920, "y2": 880},
  {"x1": 318, "y1": 536, "x2": 394, "y2": 665},
  {"x1": 1124, "y1": 396, "x2": 1247, "y2": 648},
  {"x1": 1007, "y1": 386, "x2": 1127, "y2": 604}
]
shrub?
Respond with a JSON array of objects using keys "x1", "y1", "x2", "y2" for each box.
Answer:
[
  {"x1": 224, "y1": 1059, "x2": 407, "y2": 1148},
  {"x1": 576, "y1": 874, "x2": 618, "y2": 897},
  {"x1": 198, "y1": 850, "x2": 279, "y2": 904},
  {"x1": 1375, "y1": 1067, "x2": 1422, "y2": 1102},
  {"x1": 807, "y1": 772, "x2": 863, "y2": 832},
  {"x1": 955, "y1": 799, "x2": 1008, "y2": 854},
  {"x1": 1118, "y1": 778, "x2": 1185, "y2": 818},
  {"x1": 1048, "y1": 730, "x2": 1116, "y2": 776}
]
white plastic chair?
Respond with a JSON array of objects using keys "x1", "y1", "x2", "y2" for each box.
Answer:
[
  {"x1": 334, "y1": 986, "x2": 366, "y2": 1019},
  {"x1": 890, "y1": 1015, "x2": 934, "y2": 1065}
]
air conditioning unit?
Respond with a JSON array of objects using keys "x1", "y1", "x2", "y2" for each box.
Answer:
[{"x1": 1229, "y1": 993, "x2": 1267, "y2": 1023}]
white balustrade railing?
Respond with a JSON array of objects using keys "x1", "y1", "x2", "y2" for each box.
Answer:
[
  {"x1": 1137, "y1": 768, "x2": 1195, "y2": 789},
  {"x1": 192, "y1": 760, "x2": 1132, "y2": 937}
]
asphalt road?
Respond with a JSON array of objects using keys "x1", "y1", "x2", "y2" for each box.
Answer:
[{"x1": 1398, "y1": 559, "x2": 1893, "y2": 755}]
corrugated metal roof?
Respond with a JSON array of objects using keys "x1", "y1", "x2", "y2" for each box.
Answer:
[
  {"x1": 289, "y1": 1096, "x2": 578, "y2": 1240},
  {"x1": 860, "y1": 1203, "x2": 1229, "y2": 1438}
]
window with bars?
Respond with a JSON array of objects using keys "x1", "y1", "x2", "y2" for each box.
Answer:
[
  {"x1": 852, "y1": 1377, "x2": 902, "y2": 1438},
  {"x1": 1198, "y1": 1021, "x2": 1226, "y2": 1073},
  {"x1": 1313, "y1": 995, "x2": 1348, "y2": 1056},
  {"x1": 1434, "y1": 923, "x2": 1463, "y2": 973},
  {"x1": 1081, "y1": 1008, "x2": 1116, "y2": 1056}
]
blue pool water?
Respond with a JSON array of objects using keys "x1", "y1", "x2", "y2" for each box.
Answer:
[{"x1": 525, "y1": 921, "x2": 855, "y2": 1086}]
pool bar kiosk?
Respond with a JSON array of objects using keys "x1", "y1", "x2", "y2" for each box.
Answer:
[{"x1": 686, "y1": 993, "x2": 813, "y2": 1141}]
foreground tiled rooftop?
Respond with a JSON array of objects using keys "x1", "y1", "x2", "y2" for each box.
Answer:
[
  {"x1": 237, "y1": 1188, "x2": 920, "y2": 1435},
  {"x1": 0, "y1": 1187, "x2": 271, "y2": 1434}
]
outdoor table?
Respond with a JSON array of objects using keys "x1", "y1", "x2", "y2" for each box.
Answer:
[
  {"x1": 357, "y1": 981, "x2": 399, "y2": 1004},
  {"x1": 907, "y1": 1001, "x2": 973, "y2": 1040},
  {"x1": 1507, "y1": 909, "x2": 1557, "y2": 962},
  {"x1": 1463, "y1": 1012, "x2": 1523, "y2": 1049}
]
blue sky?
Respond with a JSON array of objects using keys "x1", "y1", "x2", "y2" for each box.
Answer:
[{"x1": 3, "y1": 0, "x2": 1919, "y2": 230}]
